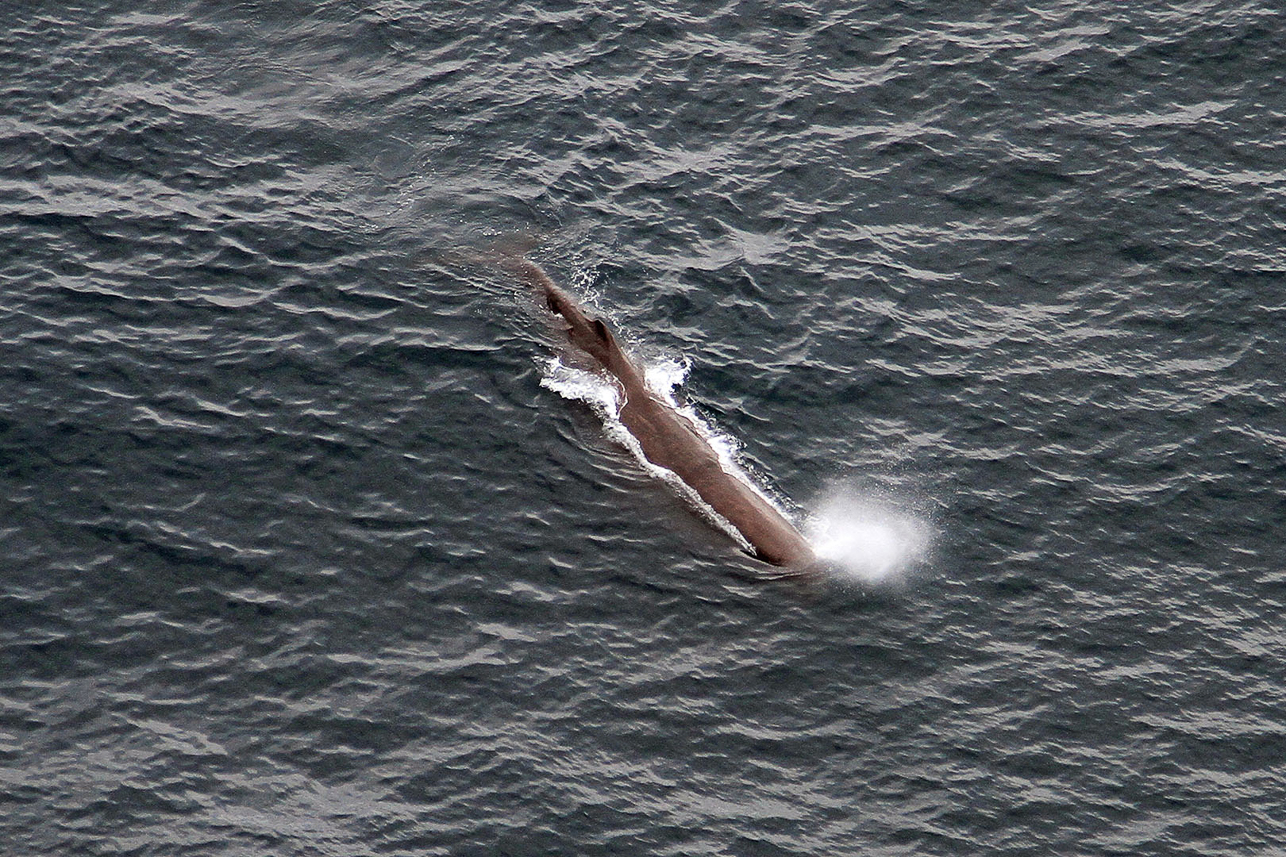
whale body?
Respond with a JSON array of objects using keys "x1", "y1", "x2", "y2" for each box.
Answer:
[{"x1": 508, "y1": 257, "x2": 816, "y2": 570}]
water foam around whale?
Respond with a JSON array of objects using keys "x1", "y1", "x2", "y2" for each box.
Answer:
[{"x1": 538, "y1": 353, "x2": 799, "y2": 557}]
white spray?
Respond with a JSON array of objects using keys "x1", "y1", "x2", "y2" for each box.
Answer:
[{"x1": 806, "y1": 487, "x2": 932, "y2": 585}]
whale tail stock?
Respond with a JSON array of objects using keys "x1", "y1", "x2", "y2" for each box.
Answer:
[{"x1": 492, "y1": 252, "x2": 817, "y2": 572}]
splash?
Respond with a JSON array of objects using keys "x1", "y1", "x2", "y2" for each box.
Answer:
[
  {"x1": 807, "y1": 490, "x2": 931, "y2": 585},
  {"x1": 539, "y1": 355, "x2": 622, "y2": 415}
]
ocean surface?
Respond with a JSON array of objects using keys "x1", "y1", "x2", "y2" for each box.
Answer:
[{"x1": 2, "y1": 1, "x2": 1284, "y2": 854}]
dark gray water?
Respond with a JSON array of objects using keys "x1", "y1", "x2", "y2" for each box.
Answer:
[{"x1": 3, "y1": 1, "x2": 1284, "y2": 854}]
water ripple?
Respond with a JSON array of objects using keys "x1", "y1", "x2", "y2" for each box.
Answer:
[{"x1": 2, "y1": 0, "x2": 1285, "y2": 854}]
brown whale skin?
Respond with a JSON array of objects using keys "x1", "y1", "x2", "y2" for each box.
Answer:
[{"x1": 508, "y1": 257, "x2": 816, "y2": 569}]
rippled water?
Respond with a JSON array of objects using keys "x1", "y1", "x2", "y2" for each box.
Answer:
[{"x1": 3, "y1": 1, "x2": 1284, "y2": 854}]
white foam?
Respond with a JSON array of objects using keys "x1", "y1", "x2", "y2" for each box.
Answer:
[
  {"x1": 642, "y1": 355, "x2": 689, "y2": 401},
  {"x1": 539, "y1": 356, "x2": 622, "y2": 415}
]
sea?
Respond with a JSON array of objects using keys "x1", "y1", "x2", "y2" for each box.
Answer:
[{"x1": 2, "y1": 1, "x2": 1284, "y2": 854}]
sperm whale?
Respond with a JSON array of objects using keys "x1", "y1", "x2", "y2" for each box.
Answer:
[{"x1": 508, "y1": 257, "x2": 816, "y2": 570}]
